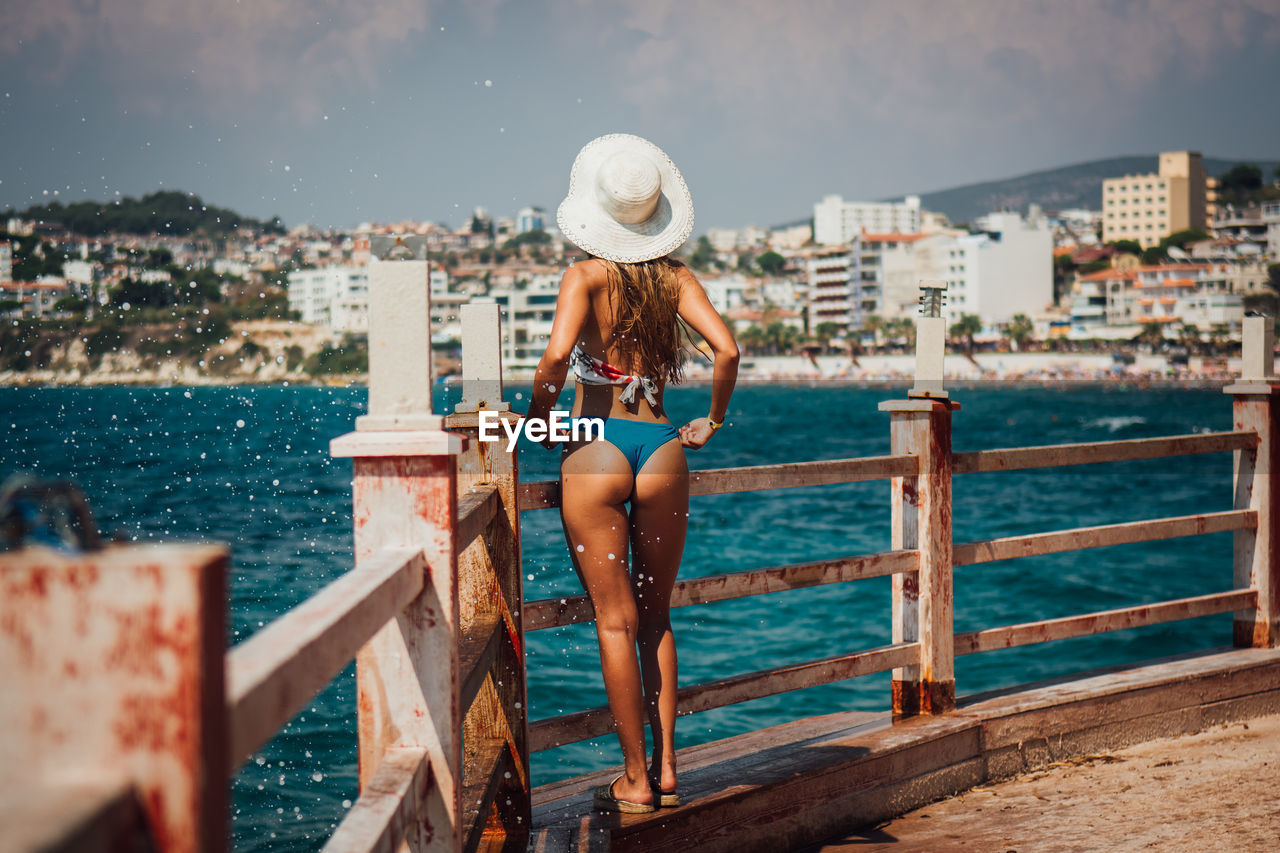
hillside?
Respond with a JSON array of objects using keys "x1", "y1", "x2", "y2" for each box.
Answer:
[
  {"x1": 3, "y1": 190, "x2": 285, "y2": 237},
  {"x1": 909, "y1": 156, "x2": 1280, "y2": 225}
]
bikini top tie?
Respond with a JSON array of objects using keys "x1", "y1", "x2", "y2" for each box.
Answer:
[{"x1": 570, "y1": 344, "x2": 660, "y2": 407}]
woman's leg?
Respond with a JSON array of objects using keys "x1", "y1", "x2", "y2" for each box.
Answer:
[
  {"x1": 630, "y1": 439, "x2": 689, "y2": 795},
  {"x1": 560, "y1": 440, "x2": 652, "y2": 805}
]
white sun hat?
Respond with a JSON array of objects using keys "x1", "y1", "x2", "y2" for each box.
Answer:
[{"x1": 556, "y1": 133, "x2": 694, "y2": 264}]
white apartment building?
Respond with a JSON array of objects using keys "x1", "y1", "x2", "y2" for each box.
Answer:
[
  {"x1": 1213, "y1": 202, "x2": 1280, "y2": 259},
  {"x1": 516, "y1": 207, "x2": 545, "y2": 234},
  {"x1": 491, "y1": 274, "x2": 560, "y2": 369},
  {"x1": 935, "y1": 211, "x2": 1052, "y2": 324},
  {"x1": 701, "y1": 273, "x2": 756, "y2": 314},
  {"x1": 287, "y1": 266, "x2": 370, "y2": 333},
  {"x1": 430, "y1": 293, "x2": 470, "y2": 345},
  {"x1": 0, "y1": 243, "x2": 11, "y2": 281},
  {"x1": 873, "y1": 211, "x2": 1051, "y2": 325},
  {"x1": 0, "y1": 279, "x2": 70, "y2": 317},
  {"x1": 814, "y1": 195, "x2": 921, "y2": 245},
  {"x1": 287, "y1": 262, "x2": 450, "y2": 334},
  {"x1": 804, "y1": 245, "x2": 859, "y2": 333},
  {"x1": 767, "y1": 223, "x2": 813, "y2": 250},
  {"x1": 1070, "y1": 263, "x2": 1245, "y2": 334}
]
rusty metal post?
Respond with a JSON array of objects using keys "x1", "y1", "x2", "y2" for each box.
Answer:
[
  {"x1": 882, "y1": 280, "x2": 957, "y2": 716},
  {"x1": 332, "y1": 251, "x2": 465, "y2": 851},
  {"x1": 882, "y1": 398, "x2": 957, "y2": 715},
  {"x1": 446, "y1": 303, "x2": 530, "y2": 846},
  {"x1": 0, "y1": 544, "x2": 228, "y2": 853},
  {"x1": 1226, "y1": 315, "x2": 1280, "y2": 648}
]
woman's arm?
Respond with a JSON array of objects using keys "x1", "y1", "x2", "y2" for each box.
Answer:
[
  {"x1": 525, "y1": 264, "x2": 593, "y2": 437},
  {"x1": 674, "y1": 267, "x2": 739, "y2": 449}
]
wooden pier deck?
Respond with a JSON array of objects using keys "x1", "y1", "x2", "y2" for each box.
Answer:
[
  {"x1": 530, "y1": 647, "x2": 1280, "y2": 852},
  {"x1": 5, "y1": 272, "x2": 1280, "y2": 853},
  {"x1": 813, "y1": 712, "x2": 1280, "y2": 852}
]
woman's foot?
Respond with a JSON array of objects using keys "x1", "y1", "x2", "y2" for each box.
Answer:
[
  {"x1": 593, "y1": 771, "x2": 654, "y2": 813},
  {"x1": 649, "y1": 758, "x2": 678, "y2": 805}
]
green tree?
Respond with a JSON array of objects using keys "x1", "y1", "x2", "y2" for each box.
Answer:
[
  {"x1": 757, "y1": 250, "x2": 786, "y2": 275},
  {"x1": 1107, "y1": 240, "x2": 1142, "y2": 256},
  {"x1": 764, "y1": 321, "x2": 800, "y2": 354},
  {"x1": 503, "y1": 229, "x2": 552, "y2": 249},
  {"x1": 884, "y1": 317, "x2": 916, "y2": 350},
  {"x1": 738, "y1": 324, "x2": 766, "y2": 354},
  {"x1": 1267, "y1": 263, "x2": 1280, "y2": 291},
  {"x1": 1179, "y1": 322, "x2": 1201, "y2": 353},
  {"x1": 146, "y1": 248, "x2": 174, "y2": 269},
  {"x1": 1219, "y1": 164, "x2": 1263, "y2": 194},
  {"x1": 1243, "y1": 289, "x2": 1279, "y2": 317},
  {"x1": 861, "y1": 314, "x2": 885, "y2": 351},
  {"x1": 1139, "y1": 321, "x2": 1164, "y2": 348},
  {"x1": 1141, "y1": 246, "x2": 1167, "y2": 265},
  {"x1": 689, "y1": 236, "x2": 715, "y2": 271},
  {"x1": 814, "y1": 321, "x2": 840, "y2": 352},
  {"x1": 949, "y1": 313, "x2": 982, "y2": 356},
  {"x1": 1006, "y1": 313, "x2": 1034, "y2": 350},
  {"x1": 52, "y1": 295, "x2": 88, "y2": 314},
  {"x1": 1160, "y1": 229, "x2": 1210, "y2": 252}
]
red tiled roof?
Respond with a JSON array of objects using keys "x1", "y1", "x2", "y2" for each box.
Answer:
[
  {"x1": 861, "y1": 230, "x2": 927, "y2": 243},
  {"x1": 1078, "y1": 268, "x2": 1135, "y2": 282}
]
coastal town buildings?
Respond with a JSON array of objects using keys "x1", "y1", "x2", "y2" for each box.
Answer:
[
  {"x1": 0, "y1": 279, "x2": 72, "y2": 317},
  {"x1": 1101, "y1": 151, "x2": 1218, "y2": 248},
  {"x1": 516, "y1": 207, "x2": 545, "y2": 234},
  {"x1": 1069, "y1": 262, "x2": 1248, "y2": 336},
  {"x1": 802, "y1": 245, "x2": 859, "y2": 334},
  {"x1": 286, "y1": 266, "x2": 370, "y2": 333},
  {"x1": 813, "y1": 195, "x2": 922, "y2": 245},
  {"x1": 1212, "y1": 202, "x2": 1280, "y2": 258},
  {"x1": 490, "y1": 274, "x2": 560, "y2": 369}
]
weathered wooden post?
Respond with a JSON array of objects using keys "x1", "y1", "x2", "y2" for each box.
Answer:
[
  {"x1": 1227, "y1": 314, "x2": 1280, "y2": 648},
  {"x1": 881, "y1": 281, "x2": 957, "y2": 716},
  {"x1": 331, "y1": 244, "x2": 467, "y2": 851},
  {"x1": 0, "y1": 542, "x2": 228, "y2": 853},
  {"x1": 446, "y1": 302, "x2": 530, "y2": 848}
]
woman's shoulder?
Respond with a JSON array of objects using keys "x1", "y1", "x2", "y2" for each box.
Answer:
[{"x1": 562, "y1": 258, "x2": 610, "y2": 289}]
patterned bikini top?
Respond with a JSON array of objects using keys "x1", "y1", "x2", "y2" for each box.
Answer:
[{"x1": 570, "y1": 344, "x2": 660, "y2": 407}]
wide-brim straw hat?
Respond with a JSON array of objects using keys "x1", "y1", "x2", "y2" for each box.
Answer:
[{"x1": 557, "y1": 133, "x2": 694, "y2": 264}]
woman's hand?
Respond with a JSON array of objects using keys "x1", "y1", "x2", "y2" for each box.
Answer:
[{"x1": 679, "y1": 417, "x2": 717, "y2": 449}]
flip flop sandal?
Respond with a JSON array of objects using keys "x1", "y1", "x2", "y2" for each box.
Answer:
[
  {"x1": 654, "y1": 789, "x2": 681, "y2": 808},
  {"x1": 592, "y1": 773, "x2": 656, "y2": 814}
]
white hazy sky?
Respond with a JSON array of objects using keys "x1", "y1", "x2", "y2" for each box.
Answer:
[{"x1": 2, "y1": 0, "x2": 1278, "y2": 232}]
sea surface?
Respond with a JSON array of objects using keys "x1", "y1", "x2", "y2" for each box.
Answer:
[{"x1": 0, "y1": 383, "x2": 1242, "y2": 850}]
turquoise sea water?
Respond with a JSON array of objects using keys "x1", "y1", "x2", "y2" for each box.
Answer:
[{"x1": 0, "y1": 383, "x2": 1239, "y2": 850}]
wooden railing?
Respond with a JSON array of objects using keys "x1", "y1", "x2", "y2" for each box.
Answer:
[
  {"x1": 4, "y1": 268, "x2": 1279, "y2": 853},
  {"x1": 518, "y1": 418, "x2": 1267, "y2": 743}
]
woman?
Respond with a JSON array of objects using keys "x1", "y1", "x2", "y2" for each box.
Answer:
[{"x1": 525, "y1": 134, "x2": 739, "y2": 813}]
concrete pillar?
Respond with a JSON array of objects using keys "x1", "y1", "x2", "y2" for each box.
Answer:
[{"x1": 1227, "y1": 315, "x2": 1280, "y2": 648}]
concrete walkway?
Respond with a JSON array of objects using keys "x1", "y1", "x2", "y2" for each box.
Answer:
[{"x1": 812, "y1": 714, "x2": 1280, "y2": 852}]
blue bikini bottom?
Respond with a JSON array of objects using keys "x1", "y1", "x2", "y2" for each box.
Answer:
[{"x1": 574, "y1": 417, "x2": 681, "y2": 476}]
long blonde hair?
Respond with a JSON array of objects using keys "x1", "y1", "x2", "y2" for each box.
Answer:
[{"x1": 596, "y1": 256, "x2": 687, "y2": 385}]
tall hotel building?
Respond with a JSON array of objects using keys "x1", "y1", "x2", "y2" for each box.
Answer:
[
  {"x1": 813, "y1": 195, "x2": 922, "y2": 245},
  {"x1": 1101, "y1": 151, "x2": 1216, "y2": 248}
]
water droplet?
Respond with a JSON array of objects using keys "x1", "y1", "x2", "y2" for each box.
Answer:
[{"x1": 576, "y1": 544, "x2": 584, "y2": 552}]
